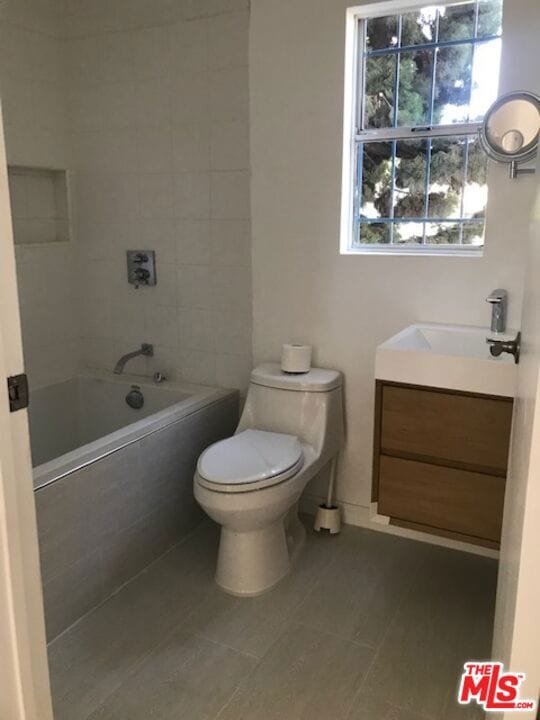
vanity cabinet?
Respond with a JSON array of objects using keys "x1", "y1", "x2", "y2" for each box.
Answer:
[{"x1": 372, "y1": 381, "x2": 513, "y2": 548}]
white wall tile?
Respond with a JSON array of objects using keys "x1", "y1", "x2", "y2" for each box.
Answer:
[
  {"x1": 138, "y1": 173, "x2": 174, "y2": 219},
  {"x1": 207, "y1": 11, "x2": 248, "y2": 70},
  {"x1": 209, "y1": 66, "x2": 248, "y2": 122},
  {"x1": 210, "y1": 171, "x2": 250, "y2": 219},
  {"x1": 0, "y1": 77, "x2": 35, "y2": 127},
  {"x1": 129, "y1": 26, "x2": 170, "y2": 81},
  {"x1": 136, "y1": 218, "x2": 176, "y2": 264},
  {"x1": 97, "y1": 82, "x2": 138, "y2": 130},
  {"x1": 99, "y1": 33, "x2": 134, "y2": 85},
  {"x1": 173, "y1": 172, "x2": 211, "y2": 220},
  {"x1": 177, "y1": 264, "x2": 214, "y2": 310},
  {"x1": 178, "y1": 308, "x2": 216, "y2": 351},
  {"x1": 210, "y1": 219, "x2": 251, "y2": 266},
  {"x1": 168, "y1": 20, "x2": 208, "y2": 74},
  {"x1": 214, "y1": 311, "x2": 251, "y2": 355},
  {"x1": 176, "y1": 220, "x2": 212, "y2": 265},
  {"x1": 212, "y1": 266, "x2": 251, "y2": 312},
  {"x1": 210, "y1": 119, "x2": 249, "y2": 170},
  {"x1": 144, "y1": 305, "x2": 179, "y2": 347},
  {"x1": 169, "y1": 70, "x2": 210, "y2": 124},
  {"x1": 171, "y1": 122, "x2": 210, "y2": 172},
  {"x1": 136, "y1": 127, "x2": 173, "y2": 173},
  {"x1": 177, "y1": 349, "x2": 216, "y2": 385},
  {"x1": 146, "y1": 345, "x2": 179, "y2": 381},
  {"x1": 215, "y1": 352, "x2": 251, "y2": 389},
  {"x1": 182, "y1": 0, "x2": 249, "y2": 21},
  {"x1": 5, "y1": 0, "x2": 252, "y2": 393},
  {"x1": 135, "y1": 78, "x2": 171, "y2": 128}
]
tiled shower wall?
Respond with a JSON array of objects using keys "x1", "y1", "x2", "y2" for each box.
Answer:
[
  {"x1": 68, "y1": 0, "x2": 252, "y2": 388},
  {"x1": 0, "y1": 1, "x2": 80, "y2": 388},
  {"x1": 1, "y1": 0, "x2": 252, "y2": 391}
]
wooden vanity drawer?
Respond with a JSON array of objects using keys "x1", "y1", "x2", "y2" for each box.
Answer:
[
  {"x1": 378, "y1": 455, "x2": 505, "y2": 542},
  {"x1": 380, "y1": 384, "x2": 513, "y2": 474}
]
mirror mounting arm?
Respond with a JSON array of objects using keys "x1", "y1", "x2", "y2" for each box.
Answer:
[{"x1": 510, "y1": 161, "x2": 536, "y2": 179}]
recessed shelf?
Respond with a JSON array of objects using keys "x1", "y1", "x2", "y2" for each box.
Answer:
[{"x1": 7, "y1": 166, "x2": 70, "y2": 245}]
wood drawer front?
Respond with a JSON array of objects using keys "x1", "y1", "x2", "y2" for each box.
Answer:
[
  {"x1": 378, "y1": 456, "x2": 505, "y2": 542},
  {"x1": 381, "y1": 385, "x2": 513, "y2": 474}
]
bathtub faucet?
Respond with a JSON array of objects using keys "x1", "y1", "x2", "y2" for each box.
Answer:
[{"x1": 114, "y1": 344, "x2": 154, "y2": 374}]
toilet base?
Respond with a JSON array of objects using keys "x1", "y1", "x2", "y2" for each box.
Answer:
[{"x1": 216, "y1": 519, "x2": 292, "y2": 596}]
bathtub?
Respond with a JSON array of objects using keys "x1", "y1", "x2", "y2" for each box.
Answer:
[{"x1": 32, "y1": 373, "x2": 239, "y2": 641}]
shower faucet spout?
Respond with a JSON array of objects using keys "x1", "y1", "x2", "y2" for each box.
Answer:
[{"x1": 114, "y1": 344, "x2": 153, "y2": 374}]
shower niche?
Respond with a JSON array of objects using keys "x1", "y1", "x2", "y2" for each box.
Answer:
[{"x1": 7, "y1": 166, "x2": 70, "y2": 245}]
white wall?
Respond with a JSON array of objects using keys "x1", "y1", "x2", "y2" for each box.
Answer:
[
  {"x1": 0, "y1": 0, "x2": 79, "y2": 389},
  {"x1": 249, "y1": 0, "x2": 539, "y2": 512},
  {"x1": 67, "y1": 0, "x2": 252, "y2": 387}
]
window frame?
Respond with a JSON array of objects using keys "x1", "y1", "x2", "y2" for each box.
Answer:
[{"x1": 340, "y1": 0, "x2": 500, "y2": 257}]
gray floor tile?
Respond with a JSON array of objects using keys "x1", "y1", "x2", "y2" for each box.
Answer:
[
  {"x1": 347, "y1": 691, "x2": 421, "y2": 720},
  {"x1": 217, "y1": 622, "x2": 374, "y2": 720},
  {"x1": 186, "y1": 525, "x2": 340, "y2": 658},
  {"x1": 293, "y1": 529, "x2": 431, "y2": 647},
  {"x1": 360, "y1": 546, "x2": 497, "y2": 720},
  {"x1": 87, "y1": 629, "x2": 257, "y2": 720},
  {"x1": 47, "y1": 519, "x2": 498, "y2": 720},
  {"x1": 48, "y1": 521, "x2": 219, "y2": 720}
]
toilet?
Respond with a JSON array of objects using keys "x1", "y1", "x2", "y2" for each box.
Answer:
[{"x1": 194, "y1": 363, "x2": 344, "y2": 596}]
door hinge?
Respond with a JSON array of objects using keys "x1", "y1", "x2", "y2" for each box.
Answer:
[{"x1": 7, "y1": 373, "x2": 29, "y2": 412}]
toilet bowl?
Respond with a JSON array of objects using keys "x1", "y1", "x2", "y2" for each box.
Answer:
[{"x1": 193, "y1": 363, "x2": 344, "y2": 596}]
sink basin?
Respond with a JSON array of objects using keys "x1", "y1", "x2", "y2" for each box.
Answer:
[{"x1": 376, "y1": 323, "x2": 518, "y2": 397}]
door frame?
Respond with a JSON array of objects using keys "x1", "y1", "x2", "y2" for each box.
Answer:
[{"x1": 0, "y1": 106, "x2": 54, "y2": 720}]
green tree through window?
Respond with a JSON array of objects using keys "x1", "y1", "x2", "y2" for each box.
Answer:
[{"x1": 353, "y1": 0, "x2": 503, "y2": 248}]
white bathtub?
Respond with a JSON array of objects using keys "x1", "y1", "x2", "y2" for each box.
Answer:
[
  {"x1": 31, "y1": 372, "x2": 239, "y2": 640},
  {"x1": 31, "y1": 373, "x2": 231, "y2": 489}
]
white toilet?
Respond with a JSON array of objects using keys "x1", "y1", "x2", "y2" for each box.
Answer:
[{"x1": 193, "y1": 363, "x2": 344, "y2": 596}]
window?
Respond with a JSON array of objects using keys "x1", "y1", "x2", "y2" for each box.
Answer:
[{"x1": 340, "y1": 0, "x2": 503, "y2": 255}]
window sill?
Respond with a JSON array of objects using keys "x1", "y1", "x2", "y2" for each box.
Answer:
[{"x1": 341, "y1": 246, "x2": 484, "y2": 258}]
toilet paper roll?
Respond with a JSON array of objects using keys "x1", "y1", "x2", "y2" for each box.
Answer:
[{"x1": 281, "y1": 344, "x2": 312, "y2": 374}]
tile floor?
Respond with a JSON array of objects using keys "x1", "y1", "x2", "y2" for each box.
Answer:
[{"x1": 48, "y1": 517, "x2": 497, "y2": 720}]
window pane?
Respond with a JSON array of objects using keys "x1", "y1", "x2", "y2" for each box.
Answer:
[
  {"x1": 394, "y1": 139, "x2": 427, "y2": 217},
  {"x1": 354, "y1": 134, "x2": 487, "y2": 247},
  {"x1": 438, "y1": 2, "x2": 476, "y2": 43},
  {"x1": 469, "y1": 38, "x2": 501, "y2": 120},
  {"x1": 365, "y1": 15, "x2": 399, "y2": 50},
  {"x1": 364, "y1": 55, "x2": 396, "y2": 128},
  {"x1": 398, "y1": 50, "x2": 433, "y2": 126},
  {"x1": 359, "y1": 142, "x2": 393, "y2": 219},
  {"x1": 425, "y1": 222, "x2": 462, "y2": 244},
  {"x1": 400, "y1": 8, "x2": 437, "y2": 47},
  {"x1": 462, "y1": 222, "x2": 485, "y2": 245},
  {"x1": 477, "y1": 0, "x2": 503, "y2": 37},
  {"x1": 394, "y1": 221, "x2": 424, "y2": 244},
  {"x1": 428, "y1": 137, "x2": 466, "y2": 218},
  {"x1": 433, "y1": 44, "x2": 473, "y2": 124},
  {"x1": 357, "y1": 222, "x2": 391, "y2": 245},
  {"x1": 463, "y1": 137, "x2": 488, "y2": 217}
]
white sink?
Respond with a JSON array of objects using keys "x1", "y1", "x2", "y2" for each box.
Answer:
[{"x1": 376, "y1": 323, "x2": 518, "y2": 397}]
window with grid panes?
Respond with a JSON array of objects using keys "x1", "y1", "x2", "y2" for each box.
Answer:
[{"x1": 344, "y1": 0, "x2": 503, "y2": 254}]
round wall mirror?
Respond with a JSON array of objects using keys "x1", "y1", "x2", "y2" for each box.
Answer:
[{"x1": 480, "y1": 91, "x2": 540, "y2": 178}]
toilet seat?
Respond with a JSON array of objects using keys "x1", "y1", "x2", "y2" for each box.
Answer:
[{"x1": 197, "y1": 429, "x2": 304, "y2": 493}]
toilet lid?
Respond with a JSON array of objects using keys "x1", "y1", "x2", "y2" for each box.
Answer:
[{"x1": 197, "y1": 429, "x2": 303, "y2": 486}]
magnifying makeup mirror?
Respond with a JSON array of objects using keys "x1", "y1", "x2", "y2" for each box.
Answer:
[{"x1": 480, "y1": 91, "x2": 540, "y2": 179}]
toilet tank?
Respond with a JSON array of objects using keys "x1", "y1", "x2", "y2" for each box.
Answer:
[{"x1": 237, "y1": 363, "x2": 344, "y2": 460}]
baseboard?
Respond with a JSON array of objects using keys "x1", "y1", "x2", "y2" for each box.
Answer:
[{"x1": 300, "y1": 493, "x2": 499, "y2": 560}]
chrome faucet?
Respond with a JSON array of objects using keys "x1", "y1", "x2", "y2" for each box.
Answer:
[
  {"x1": 114, "y1": 343, "x2": 153, "y2": 374},
  {"x1": 486, "y1": 289, "x2": 507, "y2": 334}
]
